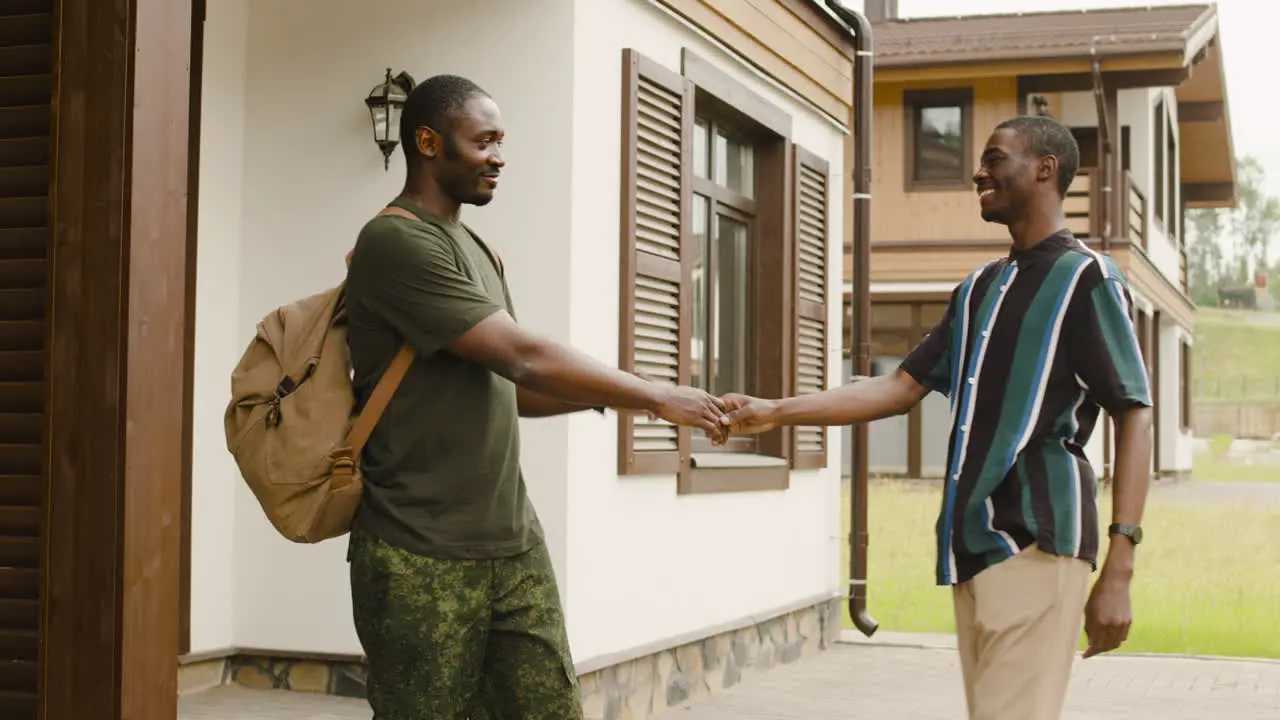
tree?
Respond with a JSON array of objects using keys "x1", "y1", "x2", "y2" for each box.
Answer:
[
  {"x1": 1184, "y1": 155, "x2": 1280, "y2": 307},
  {"x1": 1186, "y1": 204, "x2": 1224, "y2": 306}
]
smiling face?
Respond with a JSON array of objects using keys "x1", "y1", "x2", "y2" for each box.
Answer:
[
  {"x1": 415, "y1": 94, "x2": 506, "y2": 207},
  {"x1": 972, "y1": 127, "x2": 1058, "y2": 226}
]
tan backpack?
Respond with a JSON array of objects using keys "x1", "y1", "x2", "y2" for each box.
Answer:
[{"x1": 224, "y1": 207, "x2": 418, "y2": 543}]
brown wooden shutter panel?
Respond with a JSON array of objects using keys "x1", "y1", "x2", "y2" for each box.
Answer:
[
  {"x1": 0, "y1": 1, "x2": 52, "y2": 715},
  {"x1": 618, "y1": 50, "x2": 693, "y2": 476},
  {"x1": 791, "y1": 146, "x2": 830, "y2": 469}
]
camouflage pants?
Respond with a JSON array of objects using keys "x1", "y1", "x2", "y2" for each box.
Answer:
[{"x1": 349, "y1": 529, "x2": 582, "y2": 720}]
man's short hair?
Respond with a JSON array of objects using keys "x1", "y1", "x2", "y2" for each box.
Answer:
[
  {"x1": 995, "y1": 116, "x2": 1080, "y2": 197},
  {"x1": 399, "y1": 74, "x2": 490, "y2": 158}
]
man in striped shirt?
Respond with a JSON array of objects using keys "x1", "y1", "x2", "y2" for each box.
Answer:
[{"x1": 716, "y1": 115, "x2": 1153, "y2": 719}]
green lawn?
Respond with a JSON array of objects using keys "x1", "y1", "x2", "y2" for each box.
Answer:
[
  {"x1": 1192, "y1": 433, "x2": 1280, "y2": 483},
  {"x1": 1192, "y1": 453, "x2": 1280, "y2": 483},
  {"x1": 840, "y1": 478, "x2": 1280, "y2": 659},
  {"x1": 1194, "y1": 309, "x2": 1280, "y2": 400}
]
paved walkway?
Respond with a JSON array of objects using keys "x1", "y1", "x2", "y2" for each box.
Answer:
[
  {"x1": 667, "y1": 636, "x2": 1280, "y2": 719},
  {"x1": 178, "y1": 636, "x2": 1280, "y2": 719}
]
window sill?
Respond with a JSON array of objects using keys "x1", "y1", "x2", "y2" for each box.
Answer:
[{"x1": 680, "y1": 452, "x2": 790, "y2": 495}]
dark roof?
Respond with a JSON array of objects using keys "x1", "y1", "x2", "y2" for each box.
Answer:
[{"x1": 873, "y1": 4, "x2": 1217, "y2": 68}]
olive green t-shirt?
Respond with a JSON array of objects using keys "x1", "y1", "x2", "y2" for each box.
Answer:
[{"x1": 345, "y1": 197, "x2": 542, "y2": 559}]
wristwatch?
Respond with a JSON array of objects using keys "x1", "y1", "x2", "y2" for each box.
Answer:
[{"x1": 1108, "y1": 523, "x2": 1143, "y2": 545}]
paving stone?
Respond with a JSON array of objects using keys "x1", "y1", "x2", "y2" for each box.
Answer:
[
  {"x1": 661, "y1": 644, "x2": 1280, "y2": 720},
  {"x1": 178, "y1": 642, "x2": 1280, "y2": 720}
]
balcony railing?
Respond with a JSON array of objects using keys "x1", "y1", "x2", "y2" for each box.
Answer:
[
  {"x1": 1064, "y1": 168, "x2": 1147, "y2": 250},
  {"x1": 1065, "y1": 167, "x2": 1098, "y2": 238},
  {"x1": 1123, "y1": 171, "x2": 1146, "y2": 250}
]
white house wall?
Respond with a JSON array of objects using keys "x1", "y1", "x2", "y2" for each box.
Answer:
[
  {"x1": 1055, "y1": 88, "x2": 1183, "y2": 284},
  {"x1": 191, "y1": 0, "x2": 576, "y2": 656},
  {"x1": 1160, "y1": 323, "x2": 1193, "y2": 472},
  {"x1": 188, "y1": 0, "x2": 250, "y2": 654},
  {"x1": 1133, "y1": 88, "x2": 1182, "y2": 283},
  {"x1": 564, "y1": 0, "x2": 845, "y2": 666}
]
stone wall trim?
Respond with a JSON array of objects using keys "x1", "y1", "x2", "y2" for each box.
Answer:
[
  {"x1": 574, "y1": 591, "x2": 844, "y2": 676},
  {"x1": 178, "y1": 597, "x2": 844, "y2": 720}
]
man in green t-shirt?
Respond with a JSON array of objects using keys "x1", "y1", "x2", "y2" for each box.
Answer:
[{"x1": 345, "y1": 74, "x2": 724, "y2": 719}]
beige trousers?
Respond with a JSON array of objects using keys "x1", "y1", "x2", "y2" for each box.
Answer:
[{"x1": 952, "y1": 546, "x2": 1091, "y2": 720}]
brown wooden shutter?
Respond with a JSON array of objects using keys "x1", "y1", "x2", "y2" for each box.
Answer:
[
  {"x1": 0, "y1": 1, "x2": 52, "y2": 715},
  {"x1": 791, "y1": 146, "x2": 830, "y2": 469},
  {"x1": 617, "y1": 49, "x2": 693, "y2": 477}
]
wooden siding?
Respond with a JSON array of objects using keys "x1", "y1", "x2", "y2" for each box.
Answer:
[
  {"x1": 1113, "y1": 245, "x2": 1196, "y2": 332},
  {"x1": 869, "y1": 245, "x2": 1007, "y2": 283},
  {"x1": 872, "y1": 78, "x2": 1018, "y2": 244},
  {"x1": 655, "y1": 0, "x2": 854, "y2": 120},
  {"x1": 867, "y1": 241, "x2": 1196, "y2": 331}
]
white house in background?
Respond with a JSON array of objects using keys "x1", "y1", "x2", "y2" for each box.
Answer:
[
  {"x1": 179, "y1": 0, "x2": 871, "y2": 717},
  {"x1": 842, "y1": 1, "x2": 1236, "y2": 485}
]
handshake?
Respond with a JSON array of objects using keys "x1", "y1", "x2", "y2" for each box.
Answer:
[{"x1": 642, "y1": 385, "x2": 779, "y2": 445}]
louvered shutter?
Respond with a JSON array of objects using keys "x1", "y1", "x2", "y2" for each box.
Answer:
[
  {"x1": 0, "y1": 1, "x2": 51, "y2": 716},
  {"x1": 617, "y1": 49, "x2": 693, "y2": 476},
  {"x1": 791, "y1": 147, "x2": 830, "y2": 469}
]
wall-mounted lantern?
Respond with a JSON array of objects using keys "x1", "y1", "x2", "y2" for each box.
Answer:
[{"x1": 365, "y1": 68, "x2": 416, "y2": 170}]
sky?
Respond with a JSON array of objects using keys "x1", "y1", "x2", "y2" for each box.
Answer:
[{"x1": 836, "y1": 0, "x2": 1277, "y2": 200}]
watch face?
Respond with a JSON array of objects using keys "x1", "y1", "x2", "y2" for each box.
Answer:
[{"x1": 1113, "y1": 524, "x2": 1143, "y2": 544}]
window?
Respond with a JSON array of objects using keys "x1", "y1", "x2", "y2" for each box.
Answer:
[
  {"x1": 1180, "y1": 339, "x2": 1192, "y2": 431},
  {"x1": 1152, "y1": 99, "x2": 1180, "y2": 241},
  {"x1": 616, "y1": 48, "x2": 833, "y2": 492},
  {"x1": 691, "y1": 119, "x2": 757, "y2": 408},
  {"x1": 904, "y1": 88, "x2": 973, "y2": 191},
  {"x1": 1166, "y1": 112, "x2": 1178, "y2": 242},
  {"x1": 1153, "y1": 100, "x2": 1166, "y2": 226}
]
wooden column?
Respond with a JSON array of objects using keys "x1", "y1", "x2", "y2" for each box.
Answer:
[
  {"x1": 906, "y1": 303, "x2": 923, "y2": 477},
  {"x1": 45, "y1": 0, "x2": 193, "y2": 718}
]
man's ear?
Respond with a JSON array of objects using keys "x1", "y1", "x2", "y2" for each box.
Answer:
[
  {"x1": 415, "y1": 126, "x2": 440, "y2": 159},
  {"x1": 1038, "y1": 155, "x2": 1059, "y2": 184}
]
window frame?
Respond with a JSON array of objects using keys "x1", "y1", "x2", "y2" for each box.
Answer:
[
  {"x1": 681, "y1": 49, "x2": 789, "y2": 477},
  {"x1": 617, "y1": 48, "x2": 837, "y2": 494},
  {"x1": 690, "y1": 117, "x2": 761, "y2": 456},
  {"x1": 903, "y1": 87, "x2": 974, "y2": 193},
  {"x1": 1180, "y1": 338, "x2": 1192, "y2": 432}
]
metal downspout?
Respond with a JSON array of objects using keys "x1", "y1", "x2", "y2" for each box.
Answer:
[
  {"x1": 826, "y1": 0, "x2": 878, "y2": 638},
  {"x1": 1090, "y1": 49, "x2": 1113, "y2": 253}
]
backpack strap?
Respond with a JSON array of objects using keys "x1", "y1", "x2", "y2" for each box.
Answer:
[
  {"x1": 344, "y1": 203, "x2": 505, "y2": 456},
  {"x1": 346, "y1": 343, "x2": 415, "y2": 456},
  {"x1": 341, "y1": 204, "x2": 421, "y2": 455}
]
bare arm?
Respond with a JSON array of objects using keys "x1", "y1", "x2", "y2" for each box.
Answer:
[
  {"x1": 1082, "y1": 404, "x2": 1151, "y2": 659},
  {"x1": 517, "y1": 386, "x2": 600, "y2": 418},
  {"x1": 1104, "y1": 404, "x2": 1153, "y2": 577},
  {"x1": 717, "y1": 369, "x2": 930, "y2": 436},
  {"x1": 447, "y1": 310, "x2": 724, "y2": 436}
]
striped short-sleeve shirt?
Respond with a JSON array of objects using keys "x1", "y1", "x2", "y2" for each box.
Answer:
[{"x1": 901, "y1": 230, "x2": 1152, "y2": 586}]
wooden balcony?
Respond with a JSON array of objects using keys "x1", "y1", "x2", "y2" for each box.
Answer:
[
  {"x1": 1064, "y1": 167, "x2": 1146, "y2": 249},
  {"x1": 1123, "y1": 172, "x2": 1147, "y2": 250}
]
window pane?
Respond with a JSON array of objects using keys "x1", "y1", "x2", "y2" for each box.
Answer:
[
  {"x1": 711, "y1": 214, "x2": 752, "y2": 396},
  {"x1": 690, "y1": 194, "x2": 710, "y2": 390},
  {"x1": 914, "y1": 105, "x2": 964, "y2": 182},
  {"x1": 693, "y1": 119, "x2": 710, "y2": 180},
  {"x1": 713, "y1": 130, "x2": 754, "y2": 198}
]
